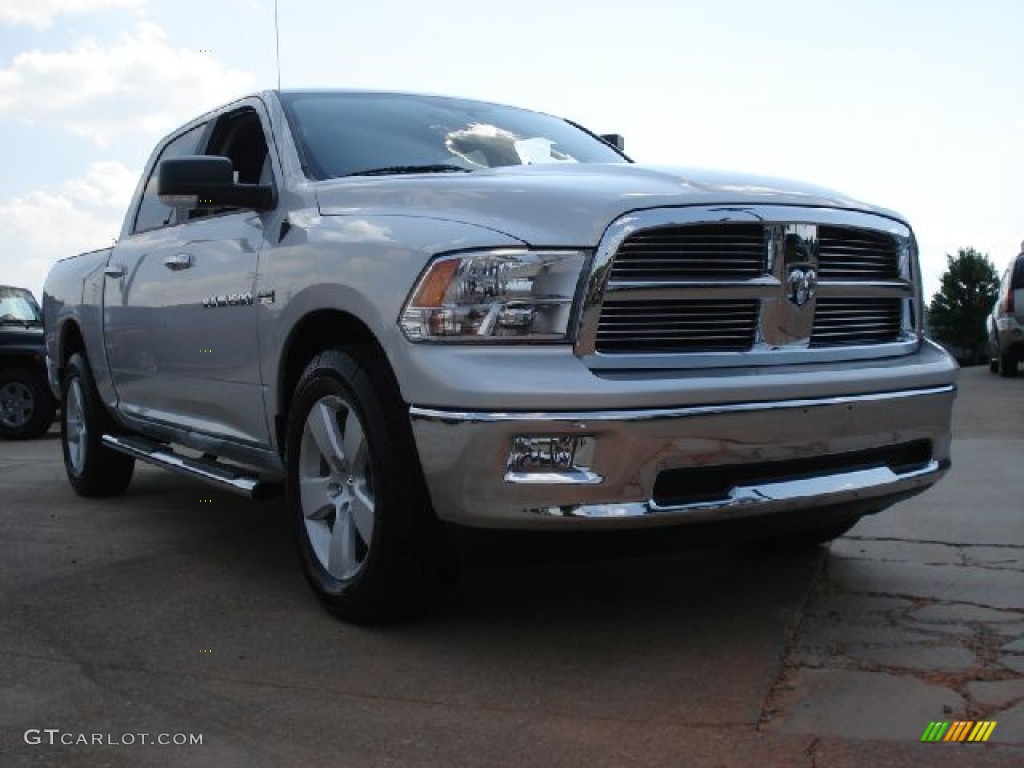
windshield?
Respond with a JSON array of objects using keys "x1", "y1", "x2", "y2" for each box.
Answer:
[
  {"x1": 280, "y1": 92, "x2": 628, "y2": 180},
  {"x1": 0, "y1": 287, "x2": 41, "y2": 324}
]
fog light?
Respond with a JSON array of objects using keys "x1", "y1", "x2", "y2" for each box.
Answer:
[{"x1": 504, "y1": 435, "x2": 602, "y2": 484}]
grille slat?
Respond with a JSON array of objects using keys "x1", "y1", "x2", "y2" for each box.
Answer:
[
  {"x1": 813, "y1": 324, "x2": 901, "y2": 334},
  {"x1": 818, "y1": 226, "x2": 900, "y2": 280},
  {"x1": 596, "y1": 299, "x2": 758, "y2": 353},
  {"x1": 608, "y1": 223, "x2": 764, "y2": 282},
  {"x1": 811, "y1": 298, "x2": 902, "y2": 346}
]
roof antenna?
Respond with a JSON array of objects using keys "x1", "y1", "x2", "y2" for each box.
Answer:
[{"x1": 274, "y1": 0, "x2": 282, "y2": 90}]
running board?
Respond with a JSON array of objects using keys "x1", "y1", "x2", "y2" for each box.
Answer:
[{"x1": 101, "y1": 434, "x2": 283, "y2": 500}]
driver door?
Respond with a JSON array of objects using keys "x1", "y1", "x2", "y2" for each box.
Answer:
[{"x1": 104, "y1": 101, "x2": 275, "y2": 446}]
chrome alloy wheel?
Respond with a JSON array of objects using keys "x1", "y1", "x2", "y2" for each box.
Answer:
[
  {"x1": 65, "y1": 377, "x2": 87, "y2": 474},
  {"x1": 0, "y1": 380, "x2": 34, "y2": 429},
  {"x1": 299, "y1": 395, "x2": 375, "y2": 581}
]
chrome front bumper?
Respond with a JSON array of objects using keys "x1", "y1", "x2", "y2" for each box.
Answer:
[{"x1": 409, "y1": 385, "x2": 955, "y2": 530}]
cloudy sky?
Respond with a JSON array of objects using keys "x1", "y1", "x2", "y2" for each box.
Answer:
[{"x1": 1, "y1": 0, "x2": 1021, "y2": 299}]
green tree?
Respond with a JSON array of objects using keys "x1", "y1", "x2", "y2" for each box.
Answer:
[{"x1": 927, "y1": 247, "x2": 1000, "y2": 361}]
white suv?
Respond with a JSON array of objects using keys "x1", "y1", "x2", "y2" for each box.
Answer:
[{"x1": 989, "y1": 248, "x2": 1024, "y2": 377}]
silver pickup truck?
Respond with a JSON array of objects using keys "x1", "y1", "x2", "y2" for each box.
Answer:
[{"x1": 44, "y1": 90, "x2": 958, "y2": 621}]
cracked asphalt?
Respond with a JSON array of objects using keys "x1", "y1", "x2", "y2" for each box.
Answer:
[{"x1": 1, "y1": 365, "x2": 1021, "y2": 767}]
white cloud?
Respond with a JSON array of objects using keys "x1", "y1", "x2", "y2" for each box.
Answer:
[
  {"x1": 0, "y1": 162, "x2": 137, "y2": 296},
  {"x1": 0, "y1": 0, "x2": 144, "y2": 29},
  {"x1": 0, "y1": 21, "x2": 256, "y2": 145}
]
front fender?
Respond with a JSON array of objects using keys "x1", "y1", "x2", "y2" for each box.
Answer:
[{"x1": 259, "y1": 213, "x2": 527, "y2": 424}]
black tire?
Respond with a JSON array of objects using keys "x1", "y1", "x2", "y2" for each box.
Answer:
[
  {"x1": 61, "y1": 353, "x2": 135, "y2": 496},
  {"x1": 286, "y1": 347, "x2": 457, "y2": 623},
  {"x1": 999, "y1": 349, "x2": 1018, "y2": 378},
  {"x1": 0, "y1": 366, "x2": 57, "y2": 439}
]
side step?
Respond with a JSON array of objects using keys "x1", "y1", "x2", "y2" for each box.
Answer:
[{"x1": 101, "y1": 434, "x2": 283, "y2": 500}]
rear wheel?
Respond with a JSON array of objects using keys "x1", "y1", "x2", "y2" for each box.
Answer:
[
  {"x1": 286, "y1": 347, "x2": 457, "y2": 623},
  {"x1": 0, "y1": 367, "x2": 56, "y2": 439},
  {"x1": 61, "y1": 353, "x2": 134, "y2": 496}
]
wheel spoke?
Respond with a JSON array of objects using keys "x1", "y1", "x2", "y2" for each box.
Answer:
[
  {"x1": 350, "y1": 485, "x2": 375, "y2": 544},
  {"x1": 327, "y1": 505, "x2": 357, "y2": 578},
  {"x1": 306, "y1": 402, "x2": 345, "y2": 470},
  {"x1": 65, "y1": 379, "x2": 87, "y2": 473},
  {"x1": 342, "y1": 408, "x2": 366, "y2": 472},
  {"x1": 299, "y1": 474, "x2": 335, "y2": 519}
]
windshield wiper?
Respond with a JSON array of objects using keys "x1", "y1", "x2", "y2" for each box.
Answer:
[{"x1": 343, "y1": 164, "x2": 473, "y2": 177}]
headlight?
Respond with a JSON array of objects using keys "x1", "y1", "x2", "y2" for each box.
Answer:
[{"x1": 400, "y1": 249, "x2": 588, "y2": 342}]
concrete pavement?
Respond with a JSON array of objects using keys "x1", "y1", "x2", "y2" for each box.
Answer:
[
  {"x1": 0, "y1": 365, "x2": 1020, "y2": 766},
  {"x1": 762, "y1": 364, "x2": 1024, "y2": 762}
]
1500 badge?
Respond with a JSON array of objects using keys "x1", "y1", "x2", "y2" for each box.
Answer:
[{"x1": 202, "y1": 292, "x2": 254, "y2": 308}]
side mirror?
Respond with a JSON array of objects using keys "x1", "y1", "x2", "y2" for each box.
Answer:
[
  {"x1": 600, "y1": 133, "x2": 625, "y2": 151},
  {"x1": 158, "y1": 155, "x2": 274, "y2": 211}
]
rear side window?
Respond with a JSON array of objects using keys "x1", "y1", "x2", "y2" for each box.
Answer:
[{"x1": 133, "y1": 124, "x2": 207, "y2": 234}]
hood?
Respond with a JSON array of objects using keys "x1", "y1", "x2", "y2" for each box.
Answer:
[
  {"x1": 0, "y1": 323, "x2": 44, "y2": 347},
  {"x1": 314, "y1": 163, "x2": 906, "y2": 246}
]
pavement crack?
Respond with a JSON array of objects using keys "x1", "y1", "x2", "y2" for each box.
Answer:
[
  {"x1": 804, "y1": 737, "x2": 821, "y2": 768},
  {"x1": 843, "y1": 534, "x2": 1024, "y2": 551},
  {"x1": 824, "y1": 589, "x2": 1023, "y2": 615},
  {"x1": 756, "y1": 549, "x2": 830, "y2": 733}
]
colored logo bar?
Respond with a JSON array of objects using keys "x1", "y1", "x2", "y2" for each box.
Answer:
[{"x1": 920, "y1": 721, "x2": 997, "y2": 742}]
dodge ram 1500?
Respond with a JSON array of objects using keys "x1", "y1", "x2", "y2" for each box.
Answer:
[{"x1": 44, "y1": 90, "x2": 958, "y2": 621}]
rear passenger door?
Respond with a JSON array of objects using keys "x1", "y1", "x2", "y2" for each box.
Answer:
[{"x1": 105, "y1": 99, "x2": 276, "y2": 447}]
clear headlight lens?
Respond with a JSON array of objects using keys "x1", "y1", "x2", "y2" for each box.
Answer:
[{"x1": 400, "y1": 249, "x2": 587, "y2": 342}]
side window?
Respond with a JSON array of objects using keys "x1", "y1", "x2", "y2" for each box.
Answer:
[
  {"x1": 133, "y1": 124, "x2": 207, "y2": 234},
  {"x1": 1012, "y1": 258, "x2": 1024, "y2": 291},
  {"x1": 188, "y1": 107, "x2": 273, "y2": 221},
  {"x1": 208, "y1": 108, "x2": 271, "y2": 183}
]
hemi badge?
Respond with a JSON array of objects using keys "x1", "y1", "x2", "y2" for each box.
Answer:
[{"x1": 257, "y1": 290, "x2": 276, "y2": 305}]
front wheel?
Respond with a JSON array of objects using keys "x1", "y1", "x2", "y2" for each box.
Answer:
[
  {"x1": 286, "y1": 348, "x2": 456, "y2": 623},
  {"x1": 61, "y1": 353, "x2": 135, "y2": 496},
  {"x1": 0, "y1": 367, "x2": 56, "y2": 439}
]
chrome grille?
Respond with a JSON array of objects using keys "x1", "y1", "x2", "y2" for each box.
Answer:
[
  {"x1": 579, "y1": 207, "x2": 917, "y2": 366},
  {"x1": 818, "y1": 226, "x2": 900, "y2": 280},
  {"x1": 608, "y1": 223, "x2": 764, "y2": 281},
  {"x1": 596, "y1": 300, "x2": 758, "y2": 353},
  {"x1": 812, "y1": 298, "x2": 903, "y2": 346}
]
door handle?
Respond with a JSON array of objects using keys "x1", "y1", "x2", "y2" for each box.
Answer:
[
  {"x1": 163, "y1": 253, "x2": 194, "y2": 270},
  {"x1": 103, "y1": 265, "x2": 125, "y2": 278}
]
